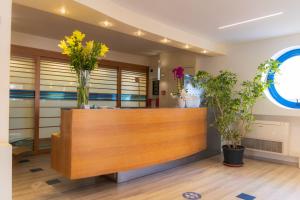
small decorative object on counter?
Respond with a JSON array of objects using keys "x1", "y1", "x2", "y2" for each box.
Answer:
[
  {"x1": 172, "y1": 66, "x2": 184, "y2": 93},
  {"x1": 90, "y1": 104, "x2": 99, "y2": 109},
  {"x1": 177, "y1": 90, "x2": 187, "y2": 108},
  {"x1": 58, "y1": 30, "x2": 109, "y2": 108},
  {"x1": 171, "y1": 66, "x2": 186, "y2": 107},
  {"x1": 185, "y1": 76, "x2": 203, "y2": 108},
  {"x1": 177, "y1": 98, "x2": 186, "y2": 108},
  {"x1": 185, "y1": 96, "x2": 201, "y2": 108}
]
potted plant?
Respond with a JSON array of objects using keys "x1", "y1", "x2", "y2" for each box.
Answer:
[
  {"x1": 58, "y1": 30, "x2": 109, "y2": 108},
  {"x1": 171, "y1": 66, "x2": 186, "y2": 108},
  {"x1": 193, "y1": 59, "x2": 280, "y2": 166}
]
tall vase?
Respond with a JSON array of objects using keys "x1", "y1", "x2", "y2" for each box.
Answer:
[
  {"x1": 77, "y1": 70, "x2": 90, "y2": 108},
  {"x1": 178, "y1": 98, "x2": 186, "y2": 108}
]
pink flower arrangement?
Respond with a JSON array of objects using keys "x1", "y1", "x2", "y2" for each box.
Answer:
[
  {"x1": 172, "y1": 66, "x2": 184, "y2": 79},
  {"x1": 171, "y1": 66, "x2": 185, "y2": 98}
]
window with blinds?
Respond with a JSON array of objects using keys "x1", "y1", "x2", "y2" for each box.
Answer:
[
  {"x1": 90, "y1": 67, "x2": 117, "y2": 107},
  {"x1": 39, "y1": 60, "x2": 118, "y2": 149},
  {"x1": 121, "y1": 70, "x2": 147, "y2": 108},
  {"x1": 9, "y1": 56, "x2": 35, "y2": 151},
  {"x1": 9, "y1": 49, "x2": 148, "y2": 152},
  {"x1": 39, "y1": 60, "x2": 76, "y2": 149}
]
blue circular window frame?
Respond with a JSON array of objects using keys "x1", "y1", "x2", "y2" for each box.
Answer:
[{"x1": 267, "y1": 48, "x2": 300, "y2": 109}]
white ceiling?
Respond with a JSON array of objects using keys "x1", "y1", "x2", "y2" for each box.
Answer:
[
  {"x1": 111, "y1": 0, "x2": 300, "y2": 43},
  {"x1": 12, "y1": 4, "x2": 193, "y2": 56}
]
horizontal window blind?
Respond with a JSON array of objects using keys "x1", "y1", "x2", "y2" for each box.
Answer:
[
  {"x1": 121, "y1": 70, "x2": 147, "y2": 108},
  {"x1": 39, "y1": 60, "x2": 75, "y2": 149},
  {"x1": 39, "y1": 60, "x2": 118, "y2": 149},
  {"x1": 9, "y1": 56, "x2": 35, "y2": 150},
  {"x1": 89, "y1": 67, "x2": 117, "y2": 107}
]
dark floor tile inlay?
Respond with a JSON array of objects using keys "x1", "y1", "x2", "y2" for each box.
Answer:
[
  {"x1": 237, "y1": 193, "x2": 256, "y2": 200},
  {"x1": 30, "y1": 168, "x2": 43, "y2": 173},
  {"x1": 182, "y1": 192, "x2": 201, "y2": 200},
  {"x1": 46, "y1": 179, "x2": 61, "y2": 185},
  {"x1": 19, "y1": 159, "x2": 30, "y2": 163}
]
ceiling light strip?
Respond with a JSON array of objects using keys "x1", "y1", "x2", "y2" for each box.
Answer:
[{"x1": 218, "y1": 12, "x2": 283, "y2": 30}]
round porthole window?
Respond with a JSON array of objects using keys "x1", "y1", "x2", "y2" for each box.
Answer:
[{"x1": 267, "y1": 46, "x2": 300, "y2": 109}]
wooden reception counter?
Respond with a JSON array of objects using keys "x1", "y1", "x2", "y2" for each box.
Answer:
[{"x1": 51, "y1": 108, "x2": 207, "y2": 179}]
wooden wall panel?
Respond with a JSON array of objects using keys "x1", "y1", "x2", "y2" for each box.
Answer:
[{"x1": 34, "y1": 57, "x2": 40, "y2": 153}]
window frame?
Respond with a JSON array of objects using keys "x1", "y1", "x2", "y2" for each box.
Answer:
[{"x1": 267, "y1": 47, "x2": 300, "y2": 109}]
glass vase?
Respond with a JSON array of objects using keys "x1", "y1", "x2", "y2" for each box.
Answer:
[
  {"x1": 77, "y1": 70, "x2": 90, "y2": 108},
  {"x1": 177, "y1": 98, "x2": 186, "y2": 108}
]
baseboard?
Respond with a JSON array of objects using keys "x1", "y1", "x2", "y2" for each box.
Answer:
[{"x1": 245, "y1": 149, "x2": 299, "y2": 167}]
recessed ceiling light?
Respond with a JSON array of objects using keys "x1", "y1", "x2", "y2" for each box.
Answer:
[
  {"x1": 184, "y1": 44, "x2": 190, "y2": 49},
  {"x1": 161, "y1": 38, "x2": 170, "y2": 43},
  {"x1": 134, "y1": 30, "x2": 145, "y2": 37},
  {"x1": 59, "y1": 7, "x2": 67, "y2": 15},
  {"x1": 218, "y1": 12, "x2": 283, "y2": 30},
  {"x1": 202, "y1": 50, "x2": 208, "y2": 54},
  {"x1": 100, "y1": 20, "x2": 113, "y2": 28}
]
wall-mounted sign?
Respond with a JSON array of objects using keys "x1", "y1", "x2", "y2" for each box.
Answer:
[{"x1": 152, "y1": 80, "x2": 160, "y2": 96}]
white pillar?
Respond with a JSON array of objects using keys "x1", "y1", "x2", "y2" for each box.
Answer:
[{"x1": 0, "y1": 0, "x2": 12, "y2": 200}]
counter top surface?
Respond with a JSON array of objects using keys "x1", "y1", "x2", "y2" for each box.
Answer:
[{"x1": 62, "y1": 107, "x2": 207, "y2": 110}]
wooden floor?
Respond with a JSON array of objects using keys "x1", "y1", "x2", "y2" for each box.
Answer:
[{"x1": 13, "y1": 154, "x2": 300, "y2": 200}]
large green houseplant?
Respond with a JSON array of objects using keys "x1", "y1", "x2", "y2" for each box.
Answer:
[{"x1": 193, "y1": 59, "x2": 280, "y2": 166}]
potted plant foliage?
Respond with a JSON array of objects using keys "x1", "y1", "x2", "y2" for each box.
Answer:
[
  {"x1": 193, "y1": 60, "x2": 280, "y2": 166},
  {"x1": 58, "y1": 30, "x2": 109, "y2": 108}
]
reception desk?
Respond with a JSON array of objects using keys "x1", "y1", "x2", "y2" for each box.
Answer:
[{"x1": 51, "y1": 108, "x2": 207, "y2": 180}]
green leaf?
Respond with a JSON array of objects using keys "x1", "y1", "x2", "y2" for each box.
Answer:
[{"x1": 193, "y1": 59, "x2": 280, "y2": 146}]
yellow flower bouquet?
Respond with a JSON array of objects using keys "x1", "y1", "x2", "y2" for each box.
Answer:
[{"x1": 58, "y1": 30, "x2": 109, "y2": 108}]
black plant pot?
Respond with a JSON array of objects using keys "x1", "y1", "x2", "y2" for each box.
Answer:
[{"x1": 222, "y1": 145, "x2": 245, "y2": 167}]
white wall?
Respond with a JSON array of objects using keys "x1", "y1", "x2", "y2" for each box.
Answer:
[
  {"x1": 0, "y1": 0, "x2": 12, "y2": 199},
  {"x1": 199, "y1": 33, "x2": 300, "y2": 160},
  {"x1": 198, "y1": 33, "x2": 300, "y2": 117},
  {"x1": 11, "y1": 31, "x2": 152, "y2": 66}
]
